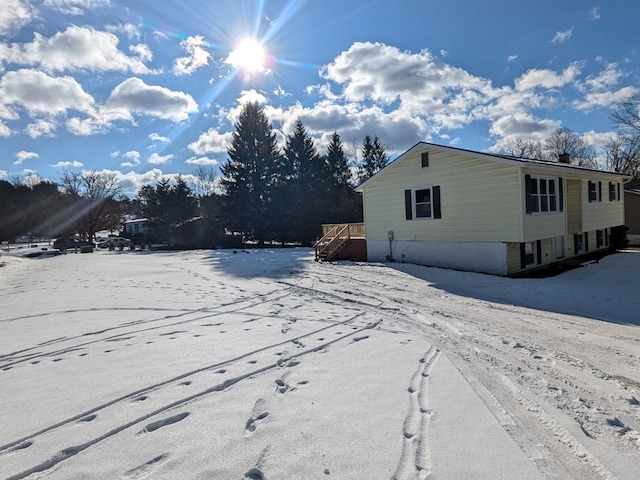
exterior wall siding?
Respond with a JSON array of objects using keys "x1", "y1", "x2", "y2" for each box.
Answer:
[
  {"x1": 581, "y1": 181, "x2": 625, "y2": 231},
  {"x1": 362, "y1": 149, "x2": 523, "y2": 244}
]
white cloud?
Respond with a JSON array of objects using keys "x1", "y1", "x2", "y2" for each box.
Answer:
[
  {"x1": 14, "y1": 150, "x2": 39, "y2": 165},
  {"x1": 120, "y1": 150, "x2": 141, "y2": 167},
  {"x1": 116, "y1": 168, "x2": 165, "y2": 195},
  {"x1": 551, "y1": 27, "x2": 573, "y2": 43},
  {"x1": 106, "y1": 23, "x2": 141, "y2": 40},
  {"x1": 583, "y1": 63, "x2": 625, "y2": 91},
  {"x1": 0, "y1": 121, "x2": 11, "y2": 137},
  {"x1": 508, "y1": 54, "x2": 518, "y2": 62},
  {"x1": 188, "y1": 129, "x2": 232, "y2": 155},
  {"x1": 105, "y1": 77, "x2": 198, "y2": 122},
  {"x1": 149, "y1": 132, "x2": 170, "y2": 143},
  {"x1": 110, "y1": 151, "x2": 120, "y2": 158},
  {"x1": 26, "y1": 119, "x2": 56, "y2": 138},
  {"x1": 589, "y1": 7, "x2": 601, "y2": 20},
  {"x1": 0, "y1": 69, "x2": 95, "y2": 116},
  {"x1": 0, "y1": 0, "x2": 32, "y2": 36},
  {"x1": 148, "y1": 152, "x2": 173, "y2": 165},
  {"x1": 42, "y1": 0, "x2": 110, "y2": 16},
  {"x1": 66, "y1": 116, "x2": 109, "y2": 136},
  {"x1": 173, "y1": 35, "x2": 211, "y2": 76},
  {"x1": 51, "y1": 160, "x2": 84, "y2": 168},
  {"x1": 185, "y1": 156, "x2": 219, "y2": 166},
  {"x1": 574, "y1": 85, "x2": 637, "y2": 111},
  {"x1": 4, "y1": 26, "x2": 154, "y2": 73},
  {"x1": 489, "y1": 114, "x2": 559, "y2": 138},
  {"x1": 0, "y1": 169, "x2": 7, "y2": 178},
  {"x1": 514, "y1": 63, "x2": 582, "y2": 91}
]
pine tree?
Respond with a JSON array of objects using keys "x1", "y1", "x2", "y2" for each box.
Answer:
[
  {"x1": 357, "y1": 134, "x2": 388, "y2": 183},
  {"x1": 326, "y1": 131, "x2": 352, "y2": 188},
  {"x1": 323, "y1": 131, "x2": 362, "y2": 223},
  {"x1": 220, "y1": 102, "x2": 281, "y2": 244},
  {"x1": 281, "y1": 120, "x2": 325, "y2": 244}
]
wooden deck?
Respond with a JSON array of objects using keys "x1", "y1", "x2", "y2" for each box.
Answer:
[{"x1": 314, "y1": 223, "x2": 366, "y2": 262}]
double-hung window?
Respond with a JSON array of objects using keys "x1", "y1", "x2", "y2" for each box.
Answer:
[
  {"x1": 609, "y1": 182, "x2": 620, "y2": 201},
  {"x1": 526, "y1": 176, "x2": 562, "y2": 214},
  {"x1": 405, "y1": 186, "x2": 442, "y2": 220},
  {"x1": 588, "y1": 180, "x2": 602, "y2": 202}
]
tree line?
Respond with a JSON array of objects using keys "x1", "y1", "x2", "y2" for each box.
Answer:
[
  {"x1": 0, "y1": 102, "x2": 388, "y2": 246},
  {"x1": 2, "y1": 94, "x2": 638, "y2": 245}
]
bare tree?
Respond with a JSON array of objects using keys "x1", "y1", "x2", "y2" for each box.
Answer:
[
  {"x1": 496, "y1": 137, "x2": 544, "y2": 159},
  {"x1": 611, "y1": 91, "x2": 640, "y2": 135},
  {"x1": 58, "y1": 170, "x2": 123, "y2": 240},
  {"x1": 543, "y1": 127, "x2": 597, "y2": 167}
]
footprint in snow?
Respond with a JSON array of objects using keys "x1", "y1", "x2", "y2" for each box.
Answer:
[
  {"x1": 123, "y1": 453, "x2": 170, "y2": 479},
  {"x1": 137, "y1": 412, "x2": 190, "y2": 435},
  {"x1": 245, "y1": 399, "x2": 269, "y2": 432}
]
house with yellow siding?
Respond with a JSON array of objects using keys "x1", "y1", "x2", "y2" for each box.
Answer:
[{"x1": 354, "y1": 142, "x2": 629, "y2": 276}]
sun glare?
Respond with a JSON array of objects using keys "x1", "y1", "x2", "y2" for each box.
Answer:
[{"x1": 228, "y1": 37, "x2": 266, "y2": 72}]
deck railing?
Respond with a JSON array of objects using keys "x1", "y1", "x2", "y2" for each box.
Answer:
[
  {"x1": 320, "y1": 223, "x2": 365, "y2": 238},
  {"x1": 314, "y1": 223, "x2": 365, "y2": 261}
]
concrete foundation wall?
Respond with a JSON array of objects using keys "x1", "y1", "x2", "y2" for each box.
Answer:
[{"x1": 367, "y1": 240, "x2": 508, "y2": 275}]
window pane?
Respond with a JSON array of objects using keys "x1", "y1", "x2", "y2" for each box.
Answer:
[
  {"x1": 550, "y1": 196, "x2": 556, "y2": 211},
  {"x1": 415, "y1": 189, "x2": 430, "y2": 203},
  {"x1": 549, "y1": 180, "x2": 555, "y2": 194},
  {"x1": 541, "y1": 196, "x2": 548, "y2": 212},
  {"x1": 531, "y1": 197, "x2": 539, "y2": 213},
  {"x1": 540, "y1": 179, "x2": 547, "y2": 194},
  {"x1": 530, "y1": 180, "x2": 538, "y2": 194},
  {"x1": 416, "y1": 204, "x2": 431, "y2": 218}
]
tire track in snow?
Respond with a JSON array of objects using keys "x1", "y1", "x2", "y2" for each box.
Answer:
[
  {"x1": 1, "y1": 318, "x2": 381, "y2": 480},
  {"x1": 393, "y1": 346, "x2": 440, "y2": 480},
  {"x1": 0, "y1": 289, "x2": 298, "y2": 369},
  {"x1": 304, "y1": 263, "x2": 635, "y2": 478}
]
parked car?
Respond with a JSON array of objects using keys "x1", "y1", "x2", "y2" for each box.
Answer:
[
  {"x1": 97, "y1": 237, "x2": 132, "y2": 249},
  {"x1": 53, "y1": 237, "x2": 95, "y2": 251}
]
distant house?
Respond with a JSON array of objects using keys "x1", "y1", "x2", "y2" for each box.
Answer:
[
  {"x1": 123, "y1": 218, "x2": 147, "y2": 236},
  {"x1": 624, "y1": 189, "x2": 640, "y2": 246},
  {"x1": 354, "y1": 142, "x2": 629, "y2": 276}
]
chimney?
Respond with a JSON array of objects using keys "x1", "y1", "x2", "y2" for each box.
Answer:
[{"x1": 558, "y1": 153, "x2": 570, "y2": 164}]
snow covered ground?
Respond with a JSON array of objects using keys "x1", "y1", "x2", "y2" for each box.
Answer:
[{"x1": 1, "y1": 247, "x2": 639, "y2": 479}]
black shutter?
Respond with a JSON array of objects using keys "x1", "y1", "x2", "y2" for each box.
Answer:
[
  {"x1": 421, "y1": 152, "x2": 429, "y2": 167},
  {"x1": 525, "y1": 175, "x2": 532, "y2": 214},
  {"x1": 405, "y1": 189, "x2": 412, "y2": 220},
  {"x1": 433, "y1": 186, "x2": 441, "y2": 219},
  {"x1": 584, "y1": 233, "x2": 589, "y2": 252},
  {"x1": 574, "y1": 233, "x2": 579, "y2": 254},
  {"x1": 598, "y1": 182, "x2": 602, "y2": 202},
  {"x1": 520, "y1": 243, "x2": 526, "y2": 269},
  {"x1": 588, "y1": 181, "x2": 594, "y2": 202},
  {"x1": 536, "y1": 240, "x2": 542, "y2": 264},
  {"x1": 558, "y1": 177, "x2": 564, "y2": 212}
]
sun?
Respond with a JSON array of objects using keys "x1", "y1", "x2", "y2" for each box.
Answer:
[{"x1": 228, "y1": 37, "x2": 267, "y2": 73}]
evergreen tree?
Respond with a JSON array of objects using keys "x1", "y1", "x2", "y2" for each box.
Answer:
[
  {"x1": 324, "y1": 131, "x2": 362, "y2": 223},
  {"x1": 281, "y1": 120, "x2": 327, "y2": 244},
  {"x1": 138, "y1": 177, "x2": 197, "y2": 245},
  {"x1": 357, "y1": 134, "x2": 388, "y2": 183},
  {"x1": 220, "y1": 102, "x2": 281, "y2": 244},
  {"x1": 326, "y1": 131, "x2": 352, "y2": 188}
]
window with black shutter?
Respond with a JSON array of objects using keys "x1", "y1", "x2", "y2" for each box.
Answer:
[{"x1": 405, "y1": 186, "x2": 442, "y2": 220}]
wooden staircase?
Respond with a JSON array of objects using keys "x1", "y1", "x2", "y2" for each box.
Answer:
[{"x1": 314, "y1": 223, "x2": 365, "y2": 262}]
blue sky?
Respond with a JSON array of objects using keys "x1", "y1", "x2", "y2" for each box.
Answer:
[{"x1": 1, "y1": 0, "x2": 638, "y2": 195}]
